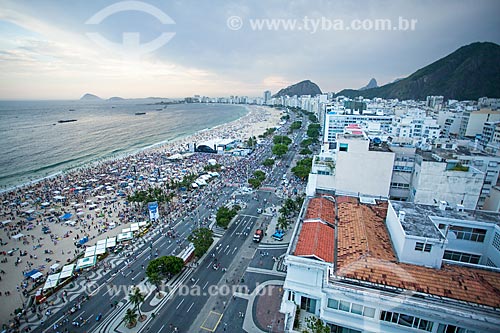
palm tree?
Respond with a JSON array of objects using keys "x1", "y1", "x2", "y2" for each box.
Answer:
[
  {"x1": 129, "y1": 287, "x2": 146, "y2": 320},
  {"x1": 123, "y1": 308, "x2": 138, "y2": 328}
]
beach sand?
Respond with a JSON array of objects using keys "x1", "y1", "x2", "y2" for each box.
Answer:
[{"x1": 0, "y1": 105, "x2": 283, "y2": 325}]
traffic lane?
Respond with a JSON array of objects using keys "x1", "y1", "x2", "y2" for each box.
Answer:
[{"x1": 149, "y1": 215, "x2": 257, "y2": 331}]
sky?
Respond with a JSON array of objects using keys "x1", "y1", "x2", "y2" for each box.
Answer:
[{"x1": 0, "y1": 0, "x2": 499, "y2": 100}]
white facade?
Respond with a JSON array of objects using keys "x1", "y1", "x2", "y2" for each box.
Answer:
[
  {"x1": 324, "y1": 111, "x2": 393, "y2": 142},
  {"x1": 308, "y1": 133, "x2": 394, "y2": 198},
  {"x1": 410, "y1": 154, "x2": 484, "y2": 209},
  {"x1": 464, "y1": 109, "x2": 500, "y2": 137},
  {"x1": 390, "y1": 109, "x2": 441, "y2": 143}
]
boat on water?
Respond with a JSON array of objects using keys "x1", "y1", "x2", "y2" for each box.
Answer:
[
  {"x1": 155, "y1": 108, "x2": 162, "y2": 111},
  {"x1": 135, "y1": 112, "x2": 146, "y2": 115},
  {"x1": 57, "y1": 119, "x2": 77, "y2": 123},
  {"x1": 68, "y1": 109, "x2": 75, "y2": 111}
]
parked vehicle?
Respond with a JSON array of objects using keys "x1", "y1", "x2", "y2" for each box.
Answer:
[
  {"x1": 272, "y1": 230, "x2": 285, "y2": 241},
  {"x1": 253, "y1": 229, "x2": 264, "y2": 243}
]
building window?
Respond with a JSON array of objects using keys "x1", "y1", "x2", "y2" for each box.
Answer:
[
  {"x1": 493, "y1": 233, "x2": 500, "y2": 252},
  {"x1": 300, "y1": 296, "x2": 317, "y2": 314},
  {"x1": 339, "y1": 143, "x2": 348, "y2": 152},
  {"x1": 381, "y1": 310, "x2": 433, "y2": 332},
  {"x1": 415, "y1": 242, "x2": 432, "y2": 252},
  {"x1": 486, "y1": 258, "x2": 497, "y2": 267},
  {"x1": 436, "y1": 323, "x2": 475, "y2": 333},
  {"x1": 326, "y1": 298, "x2": 375, "y2": 318},
  {"x1": 327, "y1": 298, "x2": 339, "y2": 309},
  {"x1": 449, "y1": 226, "x2": 486, "y2": 242},
  {"x1": 328, "y1": 324, "x2": 362, "y2": 333},
  {"x1": 443, "y1": 250, "x2": 481, "y2": 264}
]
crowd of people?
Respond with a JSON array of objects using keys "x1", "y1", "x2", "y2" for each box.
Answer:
[{"x1": 0, "y1": 105, "x2": 283, "y2": 329}]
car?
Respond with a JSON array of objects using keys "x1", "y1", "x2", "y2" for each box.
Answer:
[{"x1": 272, "y1": 230, "x2": 285, "y2": 241}]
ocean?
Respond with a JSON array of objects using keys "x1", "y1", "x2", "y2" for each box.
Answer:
[{"x1": 0, "y1": 100, "x2": 247, "y2": 189}]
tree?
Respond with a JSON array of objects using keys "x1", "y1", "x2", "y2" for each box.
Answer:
[
  {"x1": 273, "y1": 135, "x2": 292, "y2": 146},
  {"x1": 292, "y1": 158, "x2": 313, "y2": 180},
  {"x1": 146, "y1": 255, "x2": 184, "y2": 282},
  {"x1": 248, "y1": 178, "x2": 262, "y2": 189},
  {"x1": 129, "y1": 287, "x2": 146, "y2": 321},
  {"x1": 147, "y1": 272, "x2": 163, "y2": 297},
  {"x1": 272, "y1": 144, "x2": 288, "y2": 158},
  {"x1": 246, "y1": 136, "x2": 257, "y2": 148},
  {"x1": 307, "y1": 123, "x2": 321, "y2": 139},
  {"x1": 290, "y1": 121, "x2": 302, "y2": 130},
  {"x1": 300, "y1": 148, "x2": 312, "y2": 155},
  {"x1": 161, "y1": 256, "x2": 184, "y2": 276},
  {"x1": 253, "y1": 170, "x2": 266, "y2": 182},
  {"x1": 280, "y1": 198, "x2": 298, "y2": 217},
  {"x1": 123, "y1": 308, "x2": 138, "y2": 328},
  {"x1": 188, "y1": 228, "x2": 214, "y2": 258},
  {"x1": 277, "y1": 215, "x2": 289, "y2": 230},
  {"x1": 308, "y1": 114, "x2": 318, "y2": 123},
  {"x1": 216, "y1": 206, "x2": 238, "y2": 229},
  {"x1": 301, "y1": 138, "x2": 314, "y2": 148},
  {"x1": 262, "y1": 158, "x2": 275, "y2": 167},
  {"x1": 204, "y1": 163, "x2": 222, "y2": 172},
  {"x1": 302, "y1": 316, "x2": 330, "y2": 333}
]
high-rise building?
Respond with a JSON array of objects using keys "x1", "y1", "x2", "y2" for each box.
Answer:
[{"x1": 264, "y1": 90, "x2": 272, "y2": 104}]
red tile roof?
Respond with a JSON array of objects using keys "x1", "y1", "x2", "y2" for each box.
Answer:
[
  {"x1": 304, "y1": 197, "x2": 335, "y2": 225},
  {"x1": 294, "y1": 197, "x2": 500, "y2": 308},
  {"x1": 294, "y1": 221, "x2": 335, "y2": 262}
]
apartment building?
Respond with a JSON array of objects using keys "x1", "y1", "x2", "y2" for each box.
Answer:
[
  {"x1": 280, "y1": 196, "x2": 500, "y2": 333},
  {"x1": 308, "y1": 128, "x2": 394, "y2": 198}
]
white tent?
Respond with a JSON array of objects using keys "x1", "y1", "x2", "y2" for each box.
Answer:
[
  {"x1": 1, "y1": 220, "x2": 11, "y2": 225},
  {"x1": 43, "y1": 273, "x2": 60, "y2": 290},
  {"x1": 106, "y1": 237, "x2": 116, "y2": 248},
  {"x1": 31, "y1": 271, "x2": 44, "y2": 281},
  {"x1": 84, "y1": 246, "x2": 96, "y2": 258},
  {"x1": 117, "y1": 232, "x2": 133, "y2": 241},
  {"x1": 12, "y1": 233, "x2": 24, "y2": 239},
  {"x1": 76, "y1": 256, "x2": 96, "y2": 270},
  {"x1": 59, "y1": 264, "x2": 75, "y2": 279},
  {"x1": 50, "y1": 263, "x2": 60, "y2": 271}
]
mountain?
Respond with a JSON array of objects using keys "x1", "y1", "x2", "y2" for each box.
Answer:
[
  {"x1": 359, "y1": 78, "x2": 378, "y2": 91},
  {"x1": 336, "y1": 42, "x2": 500, "y2": 100},
  {"x1": 80, "y1": 93, "x2": 102, "y2": 101},
  {"x1": 273, "y1": 80, "x2": 322, "y2": 98},
  {"x1": 108, "y1": 96, "x2": 125, "y2": 101}
]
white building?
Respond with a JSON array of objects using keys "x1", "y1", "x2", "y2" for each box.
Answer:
[
  {"x1": 409, "y1": 149, "x2": 485, "y2": 209},
  {"x1": 264, "y1": 90, "x2": 272, "y2": 104},
  {"x1": 324, "y1": 110, "x2": 393, "y2": 143},
  {"x1": 463, "y1": 109, "x2": 500, "y2": 138},
  {"x1": 280, "y1": 196, "x2": 500, "y2": 333},
  {"x1": 390, "y1": 109, "x2": 441, "y2": 144},
  {"x1": 308, "y1": 127, "x2": 394, "y2": 198}
]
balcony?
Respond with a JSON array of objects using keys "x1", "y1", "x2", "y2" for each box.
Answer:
[{"x1": 312, "y1": 157, "x2": 336, "y2": 175}]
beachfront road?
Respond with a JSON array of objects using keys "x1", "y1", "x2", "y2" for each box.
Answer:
[
  {"x1": 31, "y1": 185, "x2": 236, "y2": 333},
  {"x1": 144, "y1": 194, "x2": 276, "y2": 333}
]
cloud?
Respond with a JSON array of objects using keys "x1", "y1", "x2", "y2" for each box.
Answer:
[{"x1": 0, "y1": 0, "x2": 499, "y2": 99}]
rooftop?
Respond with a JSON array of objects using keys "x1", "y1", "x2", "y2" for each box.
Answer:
[
  {"x1": 291, "y1": 196, "x2": 500, "y2": 308},
  {"x1": 392, "y1": 201, "x2": 500, "y2": 227}
]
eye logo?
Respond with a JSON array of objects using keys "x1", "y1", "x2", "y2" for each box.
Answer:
[{"x1": 85, "y1": 1, "x2": 175, "y2": 57}]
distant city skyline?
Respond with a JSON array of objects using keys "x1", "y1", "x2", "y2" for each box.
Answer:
[{"x1": 0, "y1": 0, "x2": 499, "y2": 100}]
